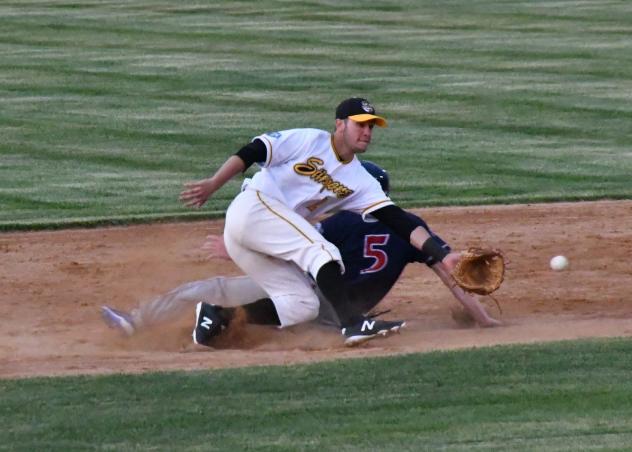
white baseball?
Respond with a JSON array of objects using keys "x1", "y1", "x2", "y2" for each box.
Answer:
[{"x1": 550, "y1": 255, "x2": 569, "y2": 271}]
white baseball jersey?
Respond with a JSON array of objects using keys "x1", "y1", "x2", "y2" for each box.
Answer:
[
  {"x1": 247, "y1": 128, "x2": 393, "y2": 221},
  {"x1": 222, "y1": 127, "x2": 393, "y2": 327}
]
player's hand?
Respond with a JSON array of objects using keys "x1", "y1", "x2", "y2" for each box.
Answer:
[
  {"x1": 450, "y1": 304, "x2": 502, "y2": 328},
  {"x1": 180, "y1": 179, "x2": 215, "y2": 208},
  {"x1": 442, "y1": 251, "x2": 463, "y2": 272},
  {"x1": 477, "y1": 316, "x2": 502, "y2": 328},
  {"x1": 201, "y1": 235, "x2": 231, "y2": 260}
]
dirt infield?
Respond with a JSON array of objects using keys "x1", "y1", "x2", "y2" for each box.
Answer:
[{"x1": 1, "y1": 201, "x2": 631, "y2": 379}]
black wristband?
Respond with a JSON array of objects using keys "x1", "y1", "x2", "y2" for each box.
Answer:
[{"x1": 421, "y1": 237, "x2": 449, "y2": 263}]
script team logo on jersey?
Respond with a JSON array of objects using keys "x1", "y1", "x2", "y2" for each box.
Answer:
[{"x1": 293, "y1": 157, "x2": 354, "y2": 198}]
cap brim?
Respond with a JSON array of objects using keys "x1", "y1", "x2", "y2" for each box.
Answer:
[{"x1": 348, "y1": 114, "x2": 388, "y2": 128}]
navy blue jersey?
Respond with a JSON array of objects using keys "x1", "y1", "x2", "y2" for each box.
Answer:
[{"x1": 319, "y1": 211, "x2": 450, "y2": 314}]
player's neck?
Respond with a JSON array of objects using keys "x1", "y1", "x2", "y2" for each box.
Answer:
[{"x1": 331, "y1": 133, "x2": 354, "y2": 162}]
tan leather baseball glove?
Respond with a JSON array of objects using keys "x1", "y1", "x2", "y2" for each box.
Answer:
[{"x1": 451, "y1": 247, "x2": 505, "y2": 296}]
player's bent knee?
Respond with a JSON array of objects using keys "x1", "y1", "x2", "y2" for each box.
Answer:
[
  {"x1": 273, "y1": 295, "x2": 320, "y2": 327},
  {"x1": 299, "y1": 242, "x2": 343, "y2": 278}
]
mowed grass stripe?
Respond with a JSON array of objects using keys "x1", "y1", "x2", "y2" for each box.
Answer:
[
  {"x1": 3, "y1": 339, "x2": 632, "y2": 449},
  {"x1": 1, "y1": 1, "x2": 632, "y2": 228}
]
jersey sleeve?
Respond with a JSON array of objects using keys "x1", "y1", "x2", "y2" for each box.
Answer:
[
  {"x1": 252, "y1": 129, "x2": 311, "y2": 168},
  {"x1": 357, "y1": 176, "x2": 394, "y2": 219},
  {"x1": 330, "y1": 161, "x2": 393, "y2": 217}
]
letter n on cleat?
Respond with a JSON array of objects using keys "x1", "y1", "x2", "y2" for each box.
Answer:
[
  {"x1": 201, "y1": 316, "x2": 214, "y2": 330},
  {"x1": 361, "y1": 320, "x2": 375, "y2": 332}
]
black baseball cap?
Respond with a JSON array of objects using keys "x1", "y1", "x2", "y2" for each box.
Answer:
[{"x1": 335, "y1": 98, "x2": 388, "y2": 127}]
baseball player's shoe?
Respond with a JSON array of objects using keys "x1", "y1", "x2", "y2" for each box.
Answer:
[
  {"x1": 341, "y1": 318, "x2": 406, "y2": 346},
  {"x1": 193, "y1": 302, "x2": 229, "y2": 346},
  {"x1": 101, "y1": 305, "x2": 135, "y2": 336}
]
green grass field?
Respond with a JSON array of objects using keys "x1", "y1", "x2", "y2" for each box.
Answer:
[
  {"x1": 4, "y1": 339, "x2": 632, "y2": 450},
  {"x1": 1, "y1": 0, "x2": 632, "y2": 229},
  {"x1": 2, "y1": 1, "x2": 632, "y2": 450}
]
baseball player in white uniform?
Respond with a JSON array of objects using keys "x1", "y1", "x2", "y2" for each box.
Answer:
[{"x1": 180, "y1": 98, "x2": 462, "y2": 345}]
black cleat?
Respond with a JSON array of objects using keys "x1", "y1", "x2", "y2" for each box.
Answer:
[
  {"x1": 341, "y1": 318, "x2": 406, "y2": 346},
  {"x1": 192, "y1": 302, "x2": 228, "y2": 346}
]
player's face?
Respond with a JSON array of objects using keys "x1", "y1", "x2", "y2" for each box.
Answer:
[{"x1": 342, "y1": 119, "x2": 375, "y2": 154}]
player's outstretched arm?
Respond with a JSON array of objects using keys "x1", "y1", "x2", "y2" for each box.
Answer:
[
  {"x1": 371, "y1": 205, "x2": 457, "y2": 270},
  {"x1": 432, "y1": 260, "x2": 502, "y2": 328},
  {"x1": 180, "y1": 155, "x2": 245, "y2": 208}
]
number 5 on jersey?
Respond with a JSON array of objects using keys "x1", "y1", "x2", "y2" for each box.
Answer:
[{"x1": 361, "y1": 234, "x2": 390, "y2": 274}]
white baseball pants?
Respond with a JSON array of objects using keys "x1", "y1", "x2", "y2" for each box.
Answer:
[{"x1": 223, "y1": 188, "x2": 343, "y2": 327}]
